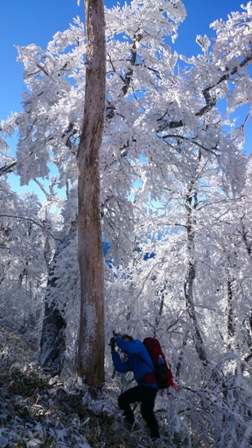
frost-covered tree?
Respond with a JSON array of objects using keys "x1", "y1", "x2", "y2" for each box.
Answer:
[{"x1": 0, "y1": 177, "x2": 50, "y2": 344}]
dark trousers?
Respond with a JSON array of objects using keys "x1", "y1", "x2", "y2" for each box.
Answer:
[{"x1": 118, "y1": 385, "x2": 160, "y2": 438}]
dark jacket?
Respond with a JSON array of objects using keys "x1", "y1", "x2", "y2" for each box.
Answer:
[{"x1": 112, "y1": 337, "x2": 158, "y2": 389}]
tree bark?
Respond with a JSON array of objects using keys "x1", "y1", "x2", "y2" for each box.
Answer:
[
  {"x1": 39, "y1": 302, "x2": 66, "y2": 376},
  {"x1": 39, "y1": 221, "x2": 77, "y2": 376},
  {"x1": 184, "y1": 184, "x2": 209, "y2": 367},
  {"x1": 76, "y1": 0, "x2": 106, "y2": 386}
]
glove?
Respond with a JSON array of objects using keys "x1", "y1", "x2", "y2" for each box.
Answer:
[
  {"x1": 109, "y1": 337, "x2": 116, "y2": 351},
  {"x1": 113, "y1": 331, "x2": 122, "y2": 338}
]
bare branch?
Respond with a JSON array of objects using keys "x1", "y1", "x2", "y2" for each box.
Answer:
[
  {"x1": 36, "y1": 62, "x2": 49, "y2": 76},
  {"x1": 157, "y1": 53, "x2": 252, "y2": 132},
  {"x1": 161, "y1": 133, "x2": 219, "y2": 155},
  {"x1": 0, "y1": 161, "x2": 17, "y2": 176},
  {"x1": 0, "y1": 213, "x2": 61, "y2": 241}
]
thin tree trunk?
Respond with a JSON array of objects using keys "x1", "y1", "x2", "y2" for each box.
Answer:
[
  {"x1": 243, "y1": 314, "x2": 252, "y2": 363},
  {"x1": 239, "y1": 220, "x2": 252, "y2": 362},
  {"x1": 76, "y1": 0, "x2": 106, "y2": 387},
  {"x1": 39, "y1": 301, "x2": 66, "y2": 376},
  {"x1": 176, "y1": 328, "x2": 189, "y2": 378},
  {"x1": 227, "y1": 274, "x2": 235, "y2": 347},
  {"x1": 39, "y1": 220, "x2": 77, "y2": 375},
  {"x1": 184, "y1": 186, "x2": 209, "y2": 366}
]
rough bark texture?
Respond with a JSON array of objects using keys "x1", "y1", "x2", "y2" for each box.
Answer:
[
  {"x1": 76, "y1": 0, "x2": 105, "y2": 386},
  {"x1": 39, "y1": 304, "x2": 66, "y2": 376},
  {"x1": 39, "y1": 220, "x2": 77, "y2": 376}
]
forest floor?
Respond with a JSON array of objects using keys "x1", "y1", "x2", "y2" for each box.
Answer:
[{"x1": 0, "y1": 325, "x2": 181, "y2": 448}]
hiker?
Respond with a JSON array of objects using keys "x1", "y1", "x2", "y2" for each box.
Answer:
[{"x1": 110, "y1": 333, "x2": 160, "y2": 440}]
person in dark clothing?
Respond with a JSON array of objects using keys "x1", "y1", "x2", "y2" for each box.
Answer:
[{"x1": 110, "y1": 334, "x2": 160, "y2": 439}]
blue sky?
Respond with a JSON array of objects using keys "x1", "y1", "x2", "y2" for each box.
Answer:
[
  {"x1": 0, "y1": 0, "x2": 250, "y2": 195},
  {"x1": 0, "y1": 0, "x2": 247, "y2": 117}
]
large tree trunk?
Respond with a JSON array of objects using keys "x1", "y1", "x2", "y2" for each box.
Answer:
[{"x1": 76, "y1": 0, "x2": 106, "y2": 386}]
